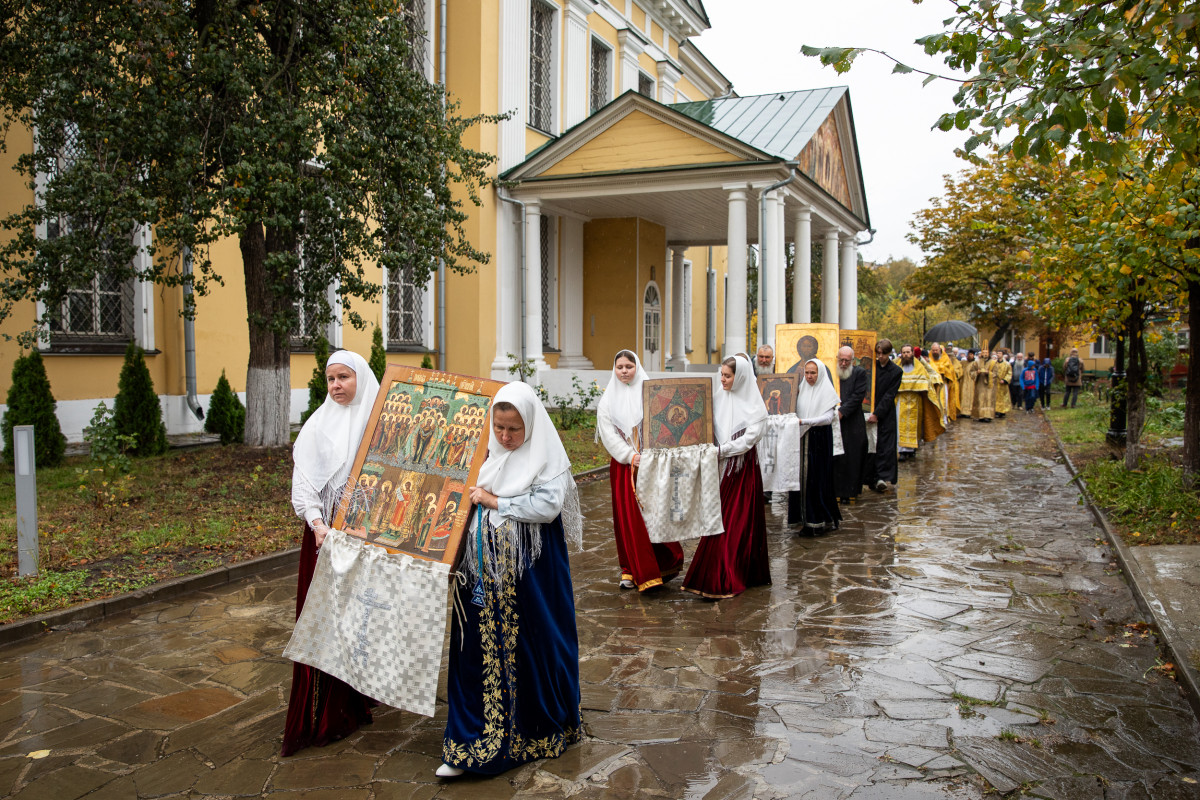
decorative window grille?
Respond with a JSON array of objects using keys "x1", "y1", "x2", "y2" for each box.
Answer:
[
  {"x1": 540, "y1": 215, "x2": 554, "y2": 348},
  {"x1": 643, "y1": 284, "x2": 660, "y2": 355},
  {"x1": 404, "y1": 0, "x2": 428, "y2": 76},
  {"x1": 590, "y1": 41, "x2": 611, "y2": 114},
  {"x1": 529, "y1": 2, "x2": 554, "y2": 132},
  {"x1": 290, "y1": 286, "x2": 324, "y2": 349},
  {"x1": 44, "y1": 122, "x2": 135, "y2": 346},
  {"x1": 388, "y1": 265, "x2": 424, "y2": 346},
  {"x1": 637, "y1": 72, "x2": 654, "y2": 98}
]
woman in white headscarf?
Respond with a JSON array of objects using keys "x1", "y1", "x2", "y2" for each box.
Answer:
[
  {"x1": 439, "y1": 381, "x2": 582, "y2": 778},
  {"x1": 597, "y1": 349, "x2": 684, "y2": 592},
  {"x1": 787, "y1": 358, "x2": 842, "y2": 534},
  {"x1": 681, "y1": 354, "x2": 771, "y2": 599},
  {"x1": 282, "y1": 350, "x2": 380, "y2": 757}
]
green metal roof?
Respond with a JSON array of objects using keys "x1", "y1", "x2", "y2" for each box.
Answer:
[{"x1": 672, "y1": 87, "x2": 849, "y2": 161}]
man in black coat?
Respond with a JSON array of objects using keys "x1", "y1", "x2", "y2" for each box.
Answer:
[
  {"x1": 833, "y1": 346, "x2": 869, "y2": 503},
  {"x1": 867, "y1": 338, "x2": 902, "y2": 491}
]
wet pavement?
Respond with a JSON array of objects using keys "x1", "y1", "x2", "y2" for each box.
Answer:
[{"x1": 2, "y1": 413, "x2": 1200, "y2": 799}]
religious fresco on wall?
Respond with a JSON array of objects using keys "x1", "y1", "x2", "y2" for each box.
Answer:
[
  {"x1": 642, "y1": 378, "x2": 714, "y2": 449},
  {"x1": 796, "y1": 114, "x2": 854, "y2": 211},
  {"x1": 775, "y1": 323, "x2": 841, "y2": 395},
  {"x1": 757, "y1": 374, "x2": 799, "y2": 415},
  {"x1": 333, "y1": 367, "x2": 505, "y2": 566},
  {"x1": 840, "y1": 329, "x2": 877, "y2": 412}
]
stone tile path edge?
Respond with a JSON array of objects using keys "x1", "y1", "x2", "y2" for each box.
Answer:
[
  {"x1": 0, "y1": 463, "x2": 612, "y2": 650},
  {"x1": 1044, "y1": 411, "x2": 1200, "y2": 719}
]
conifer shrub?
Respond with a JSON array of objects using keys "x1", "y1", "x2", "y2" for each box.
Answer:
[
  {"x1": 2, "y1": 349, "x2": 66, "y2": 468},
  {"x1": 113, "y1": 340, "x2": 168, "y2": 457},
  {"x1": 369, "y1": 325, "x2": 387, "y2": 381},
  {"x1": 204, "y1": 371, "x2": 245, "y2": 445},
  {"x1": 420, "y1": 354, "x2": 434, "y2": 369},
  {"x1": 300, "y1": 336, "x2": 330, "y2": 424}
]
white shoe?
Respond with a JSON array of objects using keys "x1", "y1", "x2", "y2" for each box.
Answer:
[
  {"x1": 619, "y1": 579, "x2": 635, "y2": 590},
  {"x1": 436, "y1": 764, "x2": 464, "y2": 778}
]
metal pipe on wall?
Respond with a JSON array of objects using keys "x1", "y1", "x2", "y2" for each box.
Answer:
[{"x1": 436, "y1": 0, "x2": 448, "y2": 371}]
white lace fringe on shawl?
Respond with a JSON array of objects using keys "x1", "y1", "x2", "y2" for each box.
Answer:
[
  {"x1": 459, "y1": 475, "x2": 583, "y2": 587},
  {"x1": 635, "y1": 443, "x2": 723, "y2": 543}
]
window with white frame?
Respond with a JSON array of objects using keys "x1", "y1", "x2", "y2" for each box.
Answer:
[
  {"x1": 1001, "y1": 329, "x2": 1024, "y2": 354},
  {"x1": 387, "y1": 264, "x2": 426, "y2": 347},
  {"x1": 540, "y1": 214, "x2": 558, "y2": 350},
  {"x1": 40, "y1": 121, "x2": 136, "y2": 350},
  {"x1": 528, "y1": 1, "x2": 555, "y2": 133},
  {"x1": 1091, "y1": 335, "x2": 1114, "y2": 357},
  {"x1": 590, "y1": 39, "x2": 611, "y2": 114},
  {"x1": 404, "y1": 0, "x2": 429, "y2": 76},
  {"x1": 637, "y1": 72, "x2": 654, "y2": 98}
]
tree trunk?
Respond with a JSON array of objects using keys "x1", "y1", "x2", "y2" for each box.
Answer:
[
  {"x1": 241, "y1": 221, "x2": 291, "y2": 448},
  {"x1": 987, "y1": 323, "x2": 1009, "y2": 352},
  {"x1": 1124, "y1": 301, "x2": 1147, "y2": 471},
  {"x1": 1185, "y1": 277, "x2": 1200, "y2": 485}
]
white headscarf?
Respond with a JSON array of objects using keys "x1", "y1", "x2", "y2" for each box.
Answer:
[
  {"x1": 795, "y1": 358, "x2": 840, "y2": 419},
  {"x1": 597, "y1": 349, "x2": 647, "y2": 440},
  {"x1": 714, "y1": 353, "x2": 768, "y2": 444},
  {"x1": 292, "y1": 350, "x2": 381, "y2": 493},
  {"x1": 477, "y1": 381, "x2": 571, "y2": 499}
]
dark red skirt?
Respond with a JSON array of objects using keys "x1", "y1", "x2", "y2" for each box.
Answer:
[
  {"x1": 281, "y1": 523, "x2": 374, "y2": 757},
  {"x1": 681, "y1": 447, "x2": 771, "y2": 599},
  {"x1": 610, "y1": 459, "x2": 684, "y2": 591}
]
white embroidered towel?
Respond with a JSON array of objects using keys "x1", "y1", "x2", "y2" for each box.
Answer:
[
  {"x1": 758, "y1": 414, "x2": 801, "y2": 492},
  {"x1": 283, "y1": 530, "x2": 451, "y2": 717},
  {"x1": 635, "y1": 443, "x2": 723, "y2": 543}
]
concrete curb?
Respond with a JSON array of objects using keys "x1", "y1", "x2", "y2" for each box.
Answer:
[
  {"x1": 0, "y1": 547, "x2": 301, "y2": 648},
  {"x1": 1044, "y1": 414, "x2": 1200, "y2": 719}
]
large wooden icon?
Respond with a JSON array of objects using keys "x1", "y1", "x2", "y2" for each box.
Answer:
[
  {"x1": 775, "y1": 323, "x2": 841, "y2": 394},
  {"x1": 332, "y1": 366, "x2": 505, "y2": 566},
  {"x1": 641, "y1": 377, "x2": 714, "y2": 449},
  {"x1": 839, "y1": 329, "x2": 877, "y2": 412},
  {"x1": 757, "y1": 374, "x2": 799, "y2": 415}
]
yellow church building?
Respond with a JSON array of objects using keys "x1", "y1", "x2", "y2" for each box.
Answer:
[{"x1": 0, "y1": 0, "x2": 872, "y2": 440}]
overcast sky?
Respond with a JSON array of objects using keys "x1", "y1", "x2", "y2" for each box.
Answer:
[{"x1": 694, "y1": 0, "x2": 970, "y2": 264}]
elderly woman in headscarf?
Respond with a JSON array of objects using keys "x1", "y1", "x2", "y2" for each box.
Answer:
[
  {"x1": 788, "y1": 358, "x2": 842, "y2": 534},
  {"x1": 681, "y1": 354, "x2": 770, "y2": 599},
  {"x1": 597, "y1": 349, "x2": 684, "y2": 592},
  {"x1": 439, "y1": 381, "x2": 583, "y2": 778},
  {"x1": 283, "y1": 350, "x2": 381, "y2": 757}
]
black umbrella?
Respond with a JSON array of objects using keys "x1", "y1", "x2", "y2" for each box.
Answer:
[{"x1": 923, "y1": 320, "x2": 977, "y2": 342}]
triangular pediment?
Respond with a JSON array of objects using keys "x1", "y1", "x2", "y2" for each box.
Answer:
[{"x1": 796, "y1": 114, "x2": 854, "y2": 210}]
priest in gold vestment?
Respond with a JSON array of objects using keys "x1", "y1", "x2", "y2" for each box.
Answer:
[
  {"x1": 927, "y1": 343, "x2": 960, "y2": 422},
  {"x1": 896, "y1": 345, "x2": 946, "y2": 456},
  {"x1": 993, "y1": 353, "x2": 1013, "y2": 417},
  {"x1": 959, "y1": 350, "x2": 978, "y2": 419},
  {"x1": 971, "y1": 350, "x2": 997, "y2": 421}
]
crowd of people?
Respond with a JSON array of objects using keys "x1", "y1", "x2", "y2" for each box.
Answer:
[{"x1": 282, "y1": 340, "x2": 1084, "y2": 777}]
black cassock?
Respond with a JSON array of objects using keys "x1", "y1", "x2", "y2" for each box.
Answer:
[
  {"x1": 833, "y1": 365, "x2": 869, "y2": 501},
  {"x1": 867, "y1": 360, "x2": 902, "y2": 485}
]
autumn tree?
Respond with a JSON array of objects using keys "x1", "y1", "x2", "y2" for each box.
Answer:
[
  {"x1": 0, "y1": 0, "x2": 498, "y2": 447},
  {"x1": 905, "y1": 152, "x2": 1051, "y2": 348}
]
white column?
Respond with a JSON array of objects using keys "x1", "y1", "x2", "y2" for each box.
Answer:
[
  {"x1": 668, "y1": 246, "x2": 688, "y2": 369},
  {"x1": 498, "y1": 0, "x2": 530, "y2": 171},
  {"x1": 564, "y1": 0, "x2": 592, "y2": 128},
  {"x1": 822, "y1": 228, "x2": 840, "y2": 325},
  {"x1": 556, "y1": 217, "x2": 593, "y2": 368},
  {"x1": 760, "y1": 190, "x2": 780, "y2": 347},
  {"x1": 724, "y1": 185, "x2": 749, "y2": 358},
  {"x1": 618, "y1": 29, "x2": 645, "y2": 93},
  {"x1": 492, "y1": 201, "x2": 520, "y2": 373},
  {"x1": 793, "y1": 208, "x2": 812, "y2": 323},
  {"x1": 840, "y1": 236, "x2": 859, "y2": 330},
  {"x1": 774, "y1": 194, "x2": 787, "y2": 329},
  {"x1": 656, "y1": 61, "x2": 681, "y2": 104},
  {"x1": 524, "y1": 203, "x2": 548, "y2": 371}
]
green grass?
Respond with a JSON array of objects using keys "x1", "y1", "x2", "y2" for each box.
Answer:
[{"x1": 553, "y1": 413, "x2": 609, "y2": 474}]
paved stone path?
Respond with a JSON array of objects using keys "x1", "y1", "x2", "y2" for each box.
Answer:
[{"x1": 2, "y1": 414, "x2": 1199, "y2": 799}]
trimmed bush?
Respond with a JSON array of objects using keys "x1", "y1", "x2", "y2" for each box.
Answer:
[
  {"x1": 204, "y1": 371, "x2": 245, "y2": 445},
  {"x1": 369, "y1": 325, "x2": 387, "y2": 381},
  {"x1": 2, "y1": 349, "x2": 66, "y2": 468},
  {"x1": 300, "y1": 336, "x2": 330, "y2": 424},
  {"x1": 113, "y1": 340, "x2": 168, "y2": 457},
  {"x1": 420, "y1": 354, "x2": 433, "y2": 369}
]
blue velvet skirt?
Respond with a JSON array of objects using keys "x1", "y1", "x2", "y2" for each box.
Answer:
[{"x1": 442, "y1": 515, "x2": 581, "y2": 774}]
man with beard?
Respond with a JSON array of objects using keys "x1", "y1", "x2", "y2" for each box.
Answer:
[
  {"x1": 755, "y1": 345, "x2": 775, "y2": 377},
  {"x1": 833, "y1": 346, "x2": 869, "y2": 503},
  {"x1": 895, "y1": 344, "x2": 946, "y2": 460},
  {"x1": 971, "y1": 349, "x2": 997, "y2": 421},
  {"x1": 959, "y1": 349, "x2": 978, "y2": 420},
  {"x1": 868, "y1": 339, "x2": 902, "y2": 492},
  {"x1": 993, "y1": 351, "x2": 1013, "y2": 418},
  {"x1": 927, "y1": 342, "x2": 960, "y2": 422}
]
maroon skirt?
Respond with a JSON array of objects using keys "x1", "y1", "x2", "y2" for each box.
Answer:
[
  {"x1": 281, "y1": 523, "x2": 374, "y2": 757},
  {"x1": 681, "y1": 447, "x2": 771, "y2": 599},
  {"x1": 610, "y1": 459, "x2": 684, "y2": 591}
]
